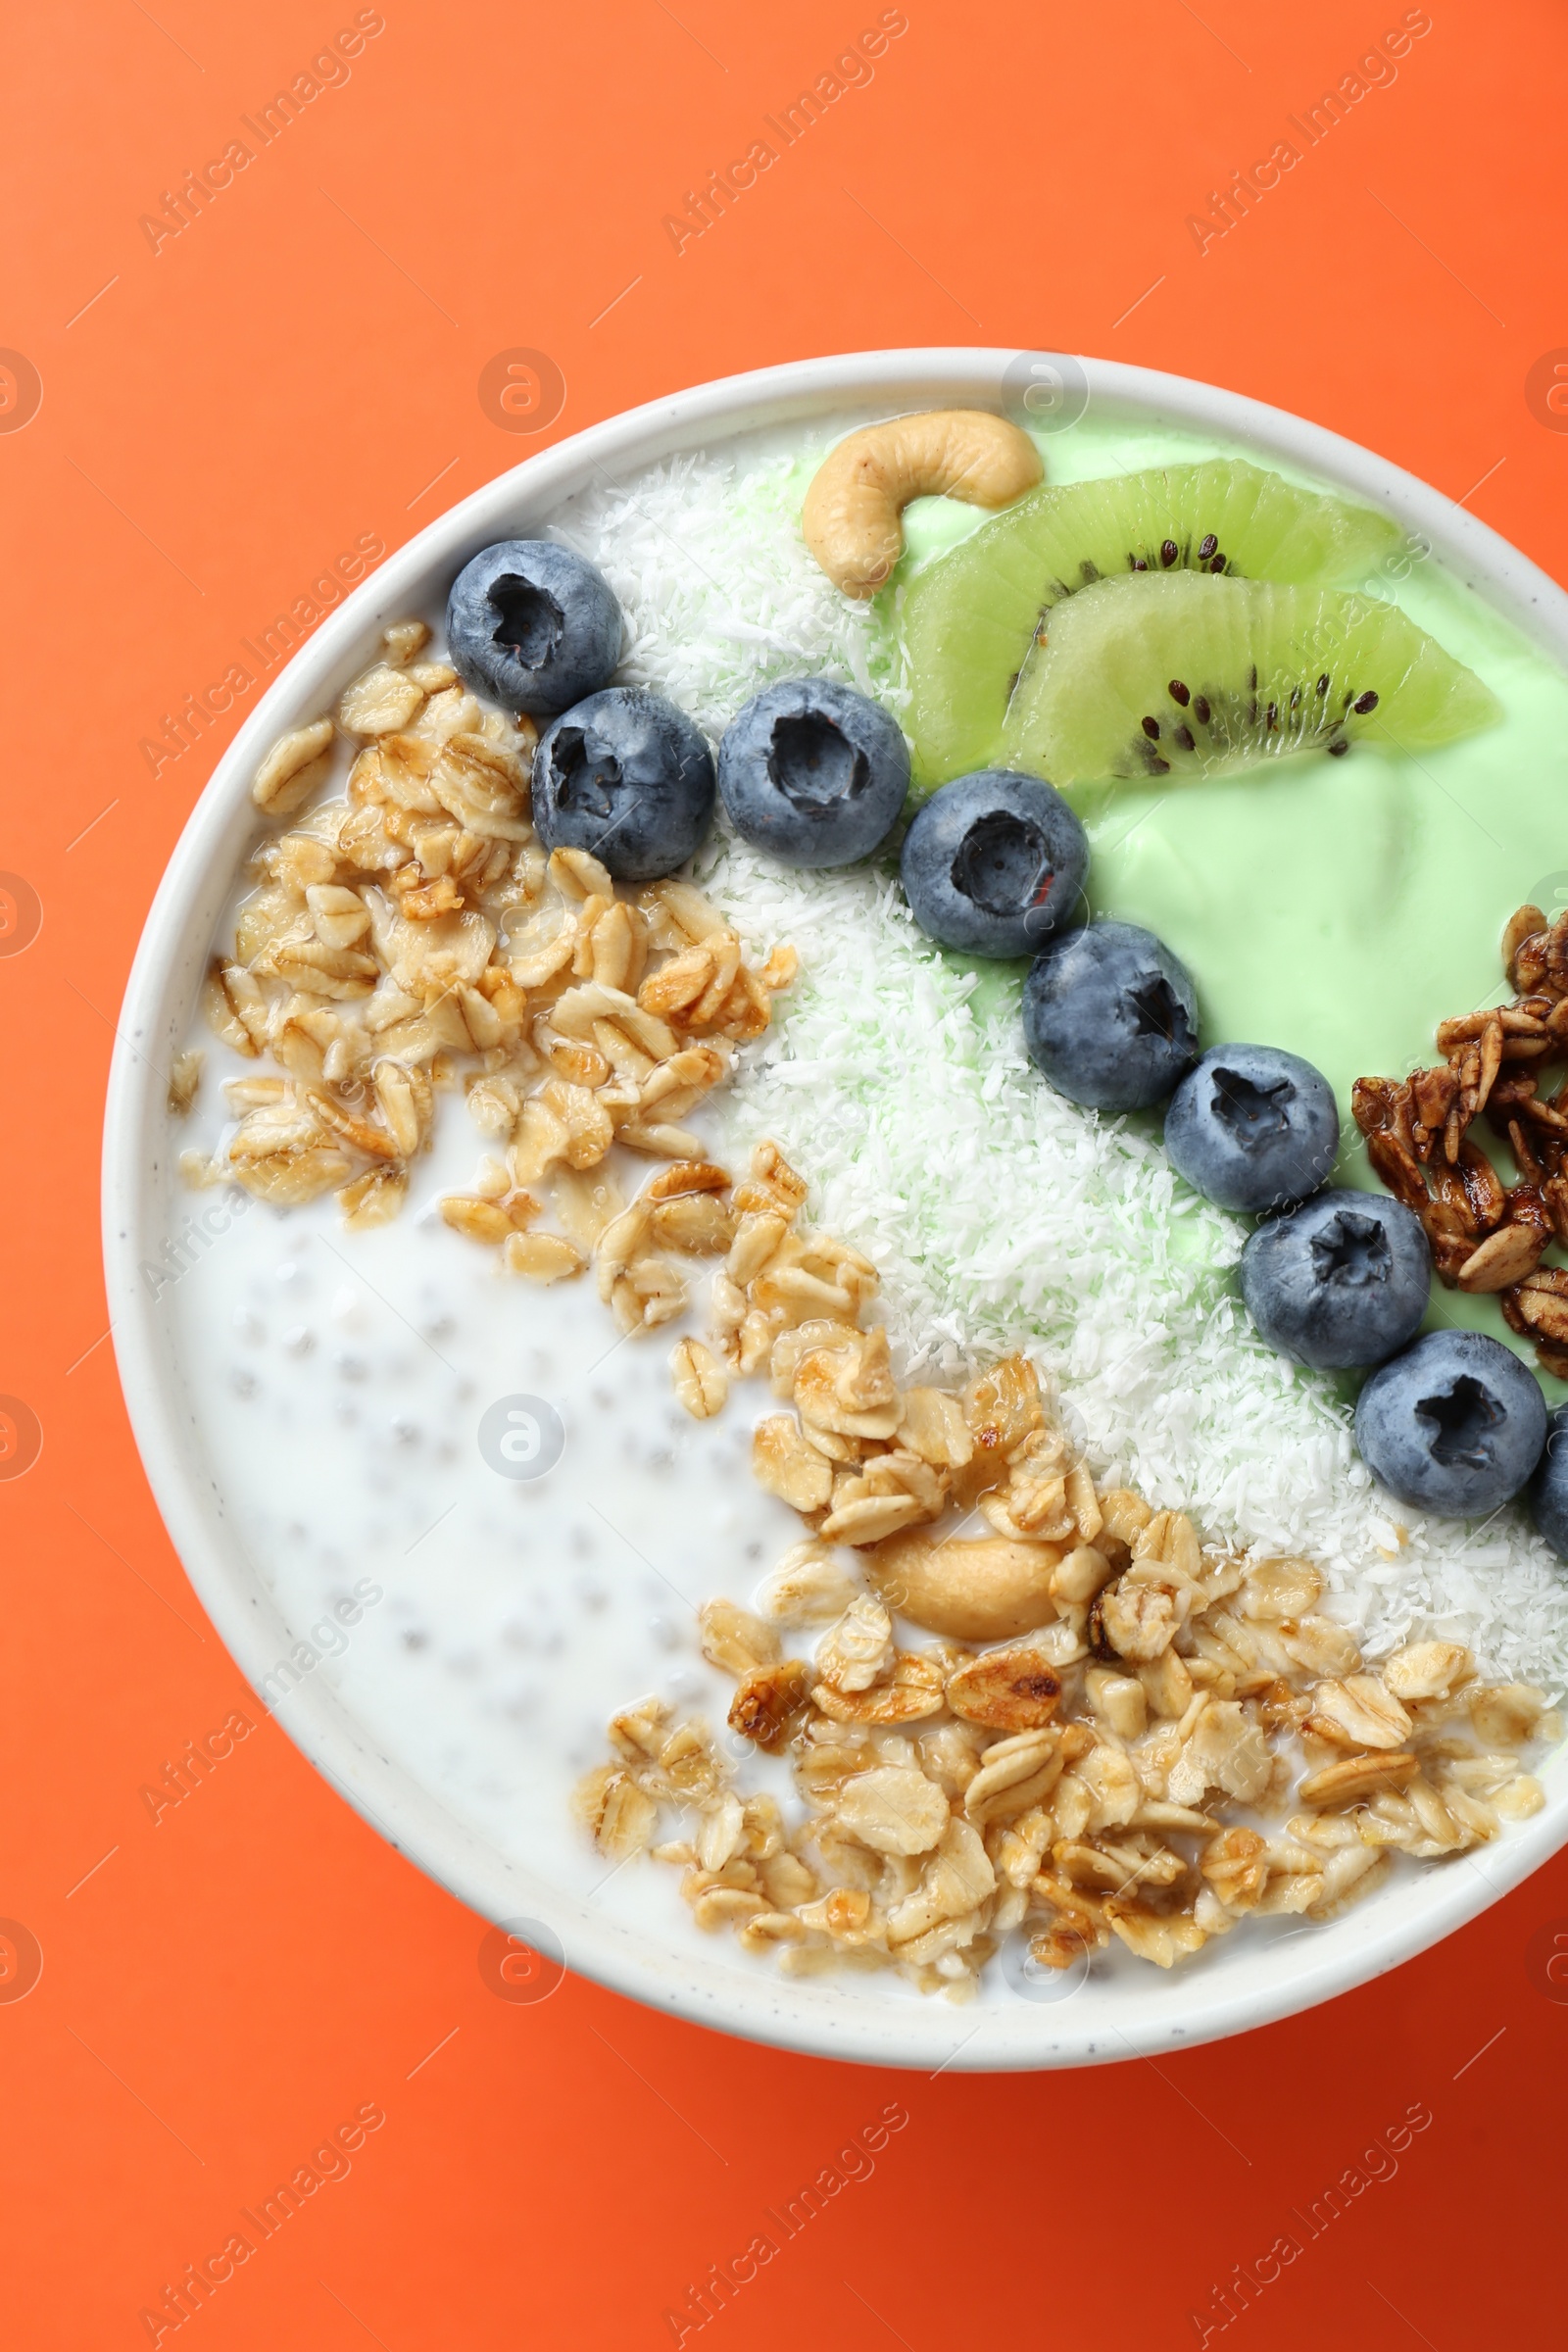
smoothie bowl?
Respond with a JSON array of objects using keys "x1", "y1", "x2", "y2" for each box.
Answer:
[{"x1": 105, "y1": 350, "x2": 1568, "y2": 2069}]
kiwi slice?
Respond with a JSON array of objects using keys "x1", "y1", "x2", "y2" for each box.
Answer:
[
  {"x1": 1001, "y1": 572, "x2": 1500, "y2": 786},
  {"x1": 901, "y1": 459, "x2": 1405, "y2": 785}
]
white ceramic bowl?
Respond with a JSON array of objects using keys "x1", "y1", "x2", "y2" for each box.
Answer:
[{"x1": 105, "y1": 348, "x2": 1568, "y2": 2069}]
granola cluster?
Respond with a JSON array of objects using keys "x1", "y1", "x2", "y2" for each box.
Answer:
[
  {"x1": 189, "y1": 622, "x2": 794, "y2": 1290},
  {"x1": 1353, "y1": 900, "x2": 1568, "y2": 1375},
  {"x1": 580, "y1": 1142, "x2": 1553, "y2": 1997},
  {"x1": 581, "y1": 1547, "x2": 1551, "y2": 1995}
]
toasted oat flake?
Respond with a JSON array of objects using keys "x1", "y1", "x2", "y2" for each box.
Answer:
[
  {"x1": 340, "y1": 662, "x2": 426, "y2": 737},
  {"x1": 755, "y1": 1544, "x2": 863, "y2": 1627},
  {"x1": 698, "y1": 1598, "x2": 779, "y2": 1678},
  {"x1": 753, "y1": 1415, "x2": 834, "y2": 1512},
  {"x1": 503, "y1": 1230, "x2": 583, "y2": 1282},
  {"x1": 1384, "y1": 1640, "x2": 1471, "y2": 1701},
  {"x1": 1307, "y1": 1674, "x2": 1413, "y2": 1751},
  {"x1": 814, "y1": 1597, "x2": 895, "y2": 1694},
  {"x1": 338, "y1": 1167, "x2": 407, "y2": 1229},
  {"x1": 727, "y1": 1661, "x2": 811, "y2": 1752},
  {"x1": 669, "y1": 1337, "x2": 728, "y2": 1419},
  {"x1": 382, "y1": 618, "x2": 431, "y2": 665},
  {"x1": 253, "y1": 718, "x2": 334, "y2": 813},
  {"x1": 167, "y1": 1050, "x2": 204, "y2": 1115},
  {"x1": 837, "y1": 1767, "x2": 949, "y2": 1856}
]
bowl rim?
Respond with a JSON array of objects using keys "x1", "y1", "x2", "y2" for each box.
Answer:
[{"x1": 104, "y1": 345, "x2": 1568, "y2": 2072}]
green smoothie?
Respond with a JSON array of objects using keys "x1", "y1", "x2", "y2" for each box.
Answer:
[{"x1": 900, "y1": 416, "x2": 1568, "y2": 1384}]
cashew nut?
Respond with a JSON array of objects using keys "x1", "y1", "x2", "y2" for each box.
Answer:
[
  {"x1": 802, "y1": 409, "x2": 1043, "y2": 598},
  {"x1": 864, "y1": 1529, "x2": 1062, "y2": 1643}
]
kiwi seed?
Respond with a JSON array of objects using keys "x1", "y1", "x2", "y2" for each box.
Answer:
[
  {"x1": 1353, "y1": 689, "x2": 1379, "y2": 713},
  {"x1": 1193, "y1": 694, "x2": 1211, "y2": 723},
  {"x1": 1142, "y1": 715, "x2": 1161, "y2": 740},
  {"x1": 1168, "y1": 679, "x2": 1191, "y2": 706},
  {"x1": 1159, "y1": 538, "x2": 1178, "y2": 567},
  {"x1": 1199, "y1": 532, "x2": 1217, "y2": 560}
]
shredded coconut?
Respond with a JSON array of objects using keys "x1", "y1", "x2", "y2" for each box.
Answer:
[
  {"x1": 554, "y1": 435, "x2": 1568, "y2": 1697},
  {"x1": 551, "y1": 433, "x2": 901, "y2": 735}
]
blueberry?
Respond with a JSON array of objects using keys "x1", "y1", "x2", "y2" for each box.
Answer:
[
  {"x1": 1165, "y1": 1044, "x2": 1340, "y2": 1213},
  {"x1": 1355, "y1": 1330, "x2": 1546, "y2": 1518},
  {"x1": 447, "y1": 541, "x2": 621, "y2": 716},
  {"x1": 1240, "y1": 1188, "x2": 1430, "y2": 1369},
  {"x1": 532, "y1": 688, "x2": 715, "y2": 882},
  {"x1": 1022, "y1": 919, "x2": 1198, "y2": 1110},
  {"x1": 1529, "y1": 1403, "x2": 1568, "y2": 1559},
  {"x1": 718, "y1": 679, "x2": 909, "y2": 868},
  {"x1": 901, "y1": 770, "x2": 1089, "y2": 958}
]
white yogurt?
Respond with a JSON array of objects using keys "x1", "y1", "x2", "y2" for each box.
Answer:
[{"x1": 164, "y1": 1047, "x2": 822, "y2": 1953}]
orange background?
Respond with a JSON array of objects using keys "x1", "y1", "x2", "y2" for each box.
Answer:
[{"x1": 4, "y1": 0, "x2": 1566, "y2": 2343}]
